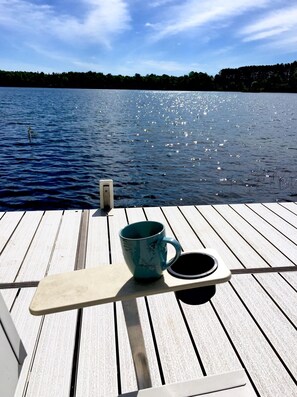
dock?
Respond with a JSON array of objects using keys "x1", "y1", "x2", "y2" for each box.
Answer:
[{"x1": 1, "y1": 202, "x2": 297, "y2": 396}]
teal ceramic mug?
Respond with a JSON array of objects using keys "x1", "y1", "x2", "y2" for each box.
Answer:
[{"x1": 119, "y1": 221, "x2": 182, "y2": 281}]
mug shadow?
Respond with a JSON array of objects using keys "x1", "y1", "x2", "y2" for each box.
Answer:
[
  {"x1": 175, "y1": 285, "x2": 216, "y2": 305},
  {"x1": 115, "y1": 273, "x2": 216, "y2": 306},
  {"x1": 116, "y1": 274, "x2": 169, "y2": 303}
]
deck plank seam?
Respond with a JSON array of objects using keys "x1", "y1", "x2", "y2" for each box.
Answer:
[
  {"x1": 279, "y1": 202, "x2": 297, "y2": 215},
  {"x1": 246, "y1": 203, "x2": 297, "y2": 245},
  {"x1": 12, "y1": 212, "x2": 46, "y2": 284},
  {"x1": 0, "y1": 211, "x2": 25, "y2": 257},
  {"x1": 197, "y1": 204, "x2": 263, "y2": 269},
  {"x1": 191, "y1": 205, "x2": 247, "y2": 270},
  {"x1": 69, "y1": 309, "x2": 83, "y2": 397},
  {"x1": 251, "y1": 274, "x2": 297, "y2": 330},
  {"x1": 209, "y1": 300, "x2": 261, "y2": 397},
  {"x1": 160, "y1": 206, "x2": 182, "y2": 243},
  {"x1": 2, "y1": 204, "x2": 297, "y2": 397},
  {"x1": 263, "y1": 203, "x2": 297, "y2": 229},
  {"x1": 175, "y1": 205, "x2": 207, "y2": 248},
  {"x1": 113, "y1": 302, "x2": 122, "y2": 395},
  {"x1": 22, "y1": 315, "x2": 46, "y2": 397},
  {"x1": 43, "y1": 210, "x2": 65, "y2": 277},
  {"x1": 74, "y1": 210, "x2": 90, "y2": 271},
  {"x1": 107, "y1": 212, "x2": 122, "y2": 395},
  {"x1": 279, "y1": 273, "x2": 297, "y2": 294},
  {"x1": 229, "y1": 204, "x2": 297, "y2": 266},
  {"x1": 211, "y1": 204, "x2": 292, "y2": 268},
  {"x1": 10, "y1": 286, "x2": 22, "y2": 312},
  {"x1": 144, "y1": 296, "x2": 166, "y2": 385},
  {"x1": 175, "y1": 296, "x2": 207, "y2": 377},
  {"x1": 228, "y1": 280, "x2": 297, "y2": 387},
  {"x1": 70, "y1": 209, "x2": 89, "y2": 397},
  {"x1": 141, "y1": 207, "x2": 147, "y2": 221}
]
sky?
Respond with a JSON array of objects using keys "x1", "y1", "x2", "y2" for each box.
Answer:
[{"x1": 0, "y1": 0, "x2": 297, "y2": 77}]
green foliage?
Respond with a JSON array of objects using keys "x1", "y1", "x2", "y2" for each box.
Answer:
[
  {"x1": 214, "y1": 62, "x2": 297, "y2": 92},
  {"x1": 0, "y1": 61, "x2": 297, "y2": 92}
]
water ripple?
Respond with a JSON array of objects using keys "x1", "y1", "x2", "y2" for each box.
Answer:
[{"x1": 1, "y1": 88, "x2": 297, "y2": 211}]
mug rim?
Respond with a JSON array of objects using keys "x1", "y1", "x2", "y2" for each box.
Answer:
[{"x1": 119, "y1": 220, "x2": 164, "y2": 240}]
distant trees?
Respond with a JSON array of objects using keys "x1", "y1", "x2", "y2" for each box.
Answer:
[
  {"x1": 214, "y1": 62, "x2": 297, "y2": 92},
  {"x1": 1, "y1": 61, "x2": 297, "y2": 92}
]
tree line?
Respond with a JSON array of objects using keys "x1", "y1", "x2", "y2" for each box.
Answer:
[{"x1": 1, "y1": 61, "x2": 297, "y2": 92}]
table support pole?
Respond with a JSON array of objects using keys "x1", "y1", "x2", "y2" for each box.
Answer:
[{"x1": 122, "y1": 298, "x2": 152, "y2": 390}]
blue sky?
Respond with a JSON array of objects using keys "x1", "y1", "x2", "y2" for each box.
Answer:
[{"x1": 0, "y1": 0, "x2": 297, "y2": 76}]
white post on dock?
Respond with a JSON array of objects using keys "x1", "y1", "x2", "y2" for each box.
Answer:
[{"x1": 99, "y1": 179, "x2": 114, "y2": 210}]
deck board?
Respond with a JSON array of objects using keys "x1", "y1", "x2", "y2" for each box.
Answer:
[
  {"x1": 143, "y1": 206, "x2": 206, "y2": 383},
  {"x1": 16, "y1": 210, "x2": 63, "y2": 281},
  {"x1": 212, "y1": 281, "x2": 297, "y2": 397},
  {"x1": 231, "y1": 275, "x2": 297, "y2": 379},
  {"x1": 1, "y1": 202, "x2": 297, "y2": 397},
  {"x1": 253, "y1": 272, "x2": 297, "y2": 326},
  {"x1": 230, "y1": 204, "x2": 297, "y2": 264},
  {"x1": 214, "y1": 204, "x2": 295, "y2": 267},
  {"x1": 11, "y1": 287, "x2": 43, "y2": 397},
  {"x1": 179, "y1": 205, "x2": 243, "y2": 269},
  {"x1": 0, "y1": 211, "x2": 44, "y2": 283},
  {"x1": 76, "y1": 209, "x2": 118, "y2": 397},
  {"x1": 108, "y1": 208, "x2": 138, "y2": 394},
  {"x1": 280, "y1": 202, "x2": 297, "y2": 215},
  {"x1": 125, "y1": 207, "x2": 164, "y2": 388},
  {"x1": 251, "y1": 203, "x2": 297, "y2": 238},
  {"x1": 147, "y1": 292, "x2": 204, "y2": 384},
  {"x1": 180, "y1": 299, "x2": 242, "y2": 375},
  {"x1": 0, "y1": 211, "x2": 23, "y2": 253},
  {"x1": 197, "y1": 204, "x2": 270, "y2": 268},
  {"x1": 280, "y1": 272, "x2": 297, "y2": 291},
  {"x1": 23, "y1": 209, "x2": 82, "y2": 396}
]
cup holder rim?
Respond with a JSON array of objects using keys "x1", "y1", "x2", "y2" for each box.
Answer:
[{"x1": 167, "y1": 251, "x2": 218, "y2": 280}]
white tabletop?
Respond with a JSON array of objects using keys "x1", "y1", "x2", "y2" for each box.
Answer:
[{"x1": 30, "y1": 249, "x2": 231, "y2": 315}]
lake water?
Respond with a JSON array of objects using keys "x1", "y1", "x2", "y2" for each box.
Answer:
[{"x1": 1, "y1": 87, "x2": 297, "y2": 211}]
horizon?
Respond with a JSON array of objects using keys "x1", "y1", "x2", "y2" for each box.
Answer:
[
  {"x1": 1, "y1": 1, "x2": 297, "y2": 77},
  {"x1": 2, "y1": 59, "x2": 297, "y2": 79}
]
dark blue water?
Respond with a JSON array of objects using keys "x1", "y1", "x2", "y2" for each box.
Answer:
[{"x1": 1, "y1": 87, "x2": 297, "y2": 211}]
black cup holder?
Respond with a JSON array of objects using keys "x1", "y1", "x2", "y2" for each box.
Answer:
[{"x1": 167, "y1": 252, "x2": 218, "y2": 305}]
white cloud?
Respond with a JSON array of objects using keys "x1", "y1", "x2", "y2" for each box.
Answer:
[
  {"x1": 242, "y1": 27, "x2": 289, "y2": 42},
  {"x1": 0, "y1": 0, "x2": 131, "y2": 47},
  {"x1": 240, "y1": 5, "x2": 297, "y2": 42},
  {"x1": 146, "y1": 0, "x2": 269, "y2": 40},
  {"x1": 238, "y1": 4, "x2": 297, "y2": 55}
]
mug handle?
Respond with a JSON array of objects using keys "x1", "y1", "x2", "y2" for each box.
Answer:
[{"x1": 162, "y1": 237, "x2": 182, "y2": 270}]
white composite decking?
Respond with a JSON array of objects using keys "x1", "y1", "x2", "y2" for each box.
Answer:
[{"x1": 0, "y1": 202, "x2": 297, "y2": 396}]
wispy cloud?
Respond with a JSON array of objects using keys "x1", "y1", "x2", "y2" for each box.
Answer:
[
  {"x1": 146, "y1": 0, "x2": 269, "y2": 40},
  {"x1": 24, "y1": 42, "x2": 103, "y2": 71},
  {"x1": 0, "y1": 0, "x2": 131, "y2": 47},
  {"x1": 240, "y1": 5, "x2": 297, "y2": 43},
  {"x1": 1, "y1": 0, "x2": 296, "y2": 76}
]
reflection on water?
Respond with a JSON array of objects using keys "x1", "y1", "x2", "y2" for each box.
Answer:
[{"x1": 0, "y1": 87, "x2": 297, "y2": 211}]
